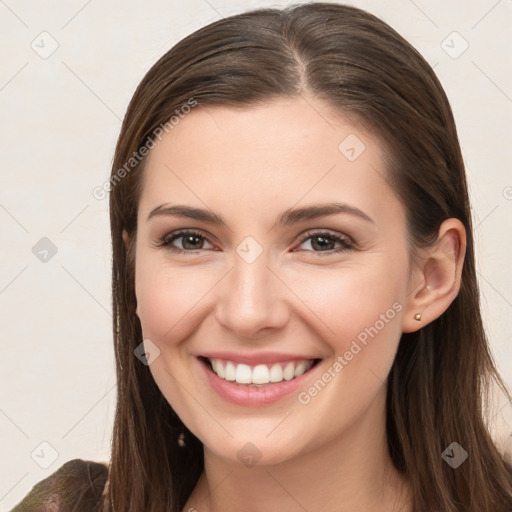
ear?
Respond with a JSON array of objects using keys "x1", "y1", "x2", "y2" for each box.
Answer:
[
  {"x1": 402, "y1": 218, "x2": 466, "y2": 333},
  {"x1": 122, "y1": 229, "x2": 139, "y2": 317},
  {"x1": 122, "y1": 229, "x2": 130, "y2": 249}
]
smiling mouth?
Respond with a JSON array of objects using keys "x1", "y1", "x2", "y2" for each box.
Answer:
[{"x1": 199, "y1": 356, "x2": 322, "y2": 386}]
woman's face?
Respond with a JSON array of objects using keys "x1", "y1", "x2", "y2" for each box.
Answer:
[{"x1": 133, "y1": 95, "x2": 415, "y2": 465}]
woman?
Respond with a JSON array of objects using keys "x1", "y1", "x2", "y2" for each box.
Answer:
[{"x1": 13, "y1": 2, "x2": 512, "y2": 511}]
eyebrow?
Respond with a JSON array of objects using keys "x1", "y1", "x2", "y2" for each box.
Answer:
[{"x1": 147, "y1": 202, "x2": 374, "y2": 226}]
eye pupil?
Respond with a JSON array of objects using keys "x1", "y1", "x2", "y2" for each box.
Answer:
[
  {"x1": 183, "y1": 235, "x2": 202, "y2": 250},
  {"x1": 311, "y1": 235, "x2": 334, "y2": 251}
]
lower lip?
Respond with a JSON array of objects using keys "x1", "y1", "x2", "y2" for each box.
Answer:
[{"x1": 197, "y1": 357, "x2": 321, "y2": 407}]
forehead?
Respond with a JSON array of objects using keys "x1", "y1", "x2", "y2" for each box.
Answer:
[{"x1": 138, "y1": 96, "x2": 403, "y2": 229}]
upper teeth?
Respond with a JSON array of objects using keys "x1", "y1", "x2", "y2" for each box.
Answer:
[{"x1": 208, "y1": 358, "x2": 315, "y2": 385}]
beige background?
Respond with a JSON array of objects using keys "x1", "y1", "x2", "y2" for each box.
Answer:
[{"x1": 1, "y1": 0, "x2": 511, "y2": 508}]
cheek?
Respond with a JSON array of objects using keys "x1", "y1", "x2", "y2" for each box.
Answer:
[
  {"x1": 134, "y1": 261, "x2": 210, "y2": 411},
  {"x1": 287, "y1": 256, "x2": 407, "y2": 378},
  {"x1": 341, "y1": 268, "x2": 406, "y2": 382},
  {"x1": 135, "y1": 258, "x2": 219, "y2": 344},
  {"x1": 290, "y1": 264, "x2": 405, "y2": 428},
  {"x1": 135, "y1": 263, "x2": 204, "y2": 341},
  {"x1": 295, "y1": 262, "x2": 404, "y2": 334}
]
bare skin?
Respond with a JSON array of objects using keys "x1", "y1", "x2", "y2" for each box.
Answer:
[{"x1": 126, "y1": 95, "x2": 465, "y2": 512}]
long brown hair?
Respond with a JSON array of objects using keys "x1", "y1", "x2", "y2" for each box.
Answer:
[{"x1": 103, "y1": 3, "x2": 512, "y2": 511}]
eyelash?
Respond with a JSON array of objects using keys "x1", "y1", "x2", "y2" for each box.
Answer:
[{"x1": 157, "y1": 229, "x2": 355, "y2": 256}]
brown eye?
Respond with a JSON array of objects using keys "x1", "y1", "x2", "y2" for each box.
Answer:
[
  {"x1": 159, "y1": 230, "x2": 214, "y2": 253},
  {"x1": 295, "y1": 231, "x2": 354, "y2": 255}
]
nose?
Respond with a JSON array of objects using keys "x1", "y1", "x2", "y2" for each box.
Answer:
[{"x1": 214, "y1": 251, "x2": 289, "y2": 338}]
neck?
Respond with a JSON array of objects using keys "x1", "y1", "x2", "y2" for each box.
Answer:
[{"x1": 183, "y1": 387, "x2": 412, "y2": 512}]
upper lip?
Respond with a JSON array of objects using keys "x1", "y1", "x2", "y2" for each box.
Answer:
[{"x1": 199, "y1": 351, "x2": 321, "y2": 365}]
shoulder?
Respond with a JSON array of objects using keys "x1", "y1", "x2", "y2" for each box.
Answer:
[{"x1": 11, "y1": 459, "x2": 108, "y2": 512}]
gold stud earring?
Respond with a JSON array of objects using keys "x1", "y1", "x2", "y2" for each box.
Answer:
[{"x1": 414, "y1": 313, "x2": 422, "y2": 321}]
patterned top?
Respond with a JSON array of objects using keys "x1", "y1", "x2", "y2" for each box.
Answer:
[{"x1": 11, "y1": 459, "x2": 108, "y2": 512}]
